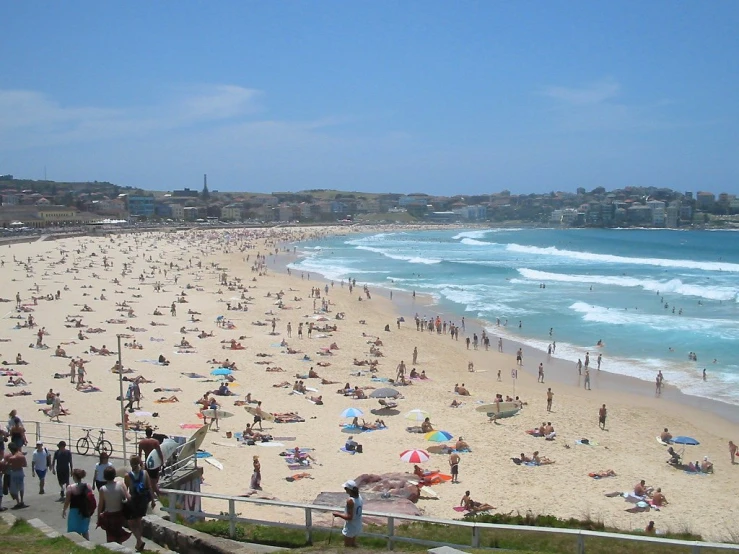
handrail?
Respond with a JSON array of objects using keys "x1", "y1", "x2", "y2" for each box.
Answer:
[
  {"x1": 158, "y1": 488, "x2": 739, "y2": 552},
  {"x1": 26, "y1": 419, "x2": 143, "y2": 460}
]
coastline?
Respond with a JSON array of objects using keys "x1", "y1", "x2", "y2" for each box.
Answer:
[{"x1": 3, "y1": 226, "x2": 737, "y2": 542}]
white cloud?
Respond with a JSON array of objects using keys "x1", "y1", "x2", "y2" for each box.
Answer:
[
  {"x1": 0, "y1": 85, "x2": 263, "y2": 149},
  {"x1": 541, "y1": 78, "x2": 621, "y2": 106}
]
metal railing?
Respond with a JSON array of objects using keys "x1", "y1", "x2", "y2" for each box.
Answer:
[
  {"x1": 26, "y1": 419, "x2": 143, "y2": 460},
  {"x1": 158, "y1": 488, "x2": 739, "y2": 553}
]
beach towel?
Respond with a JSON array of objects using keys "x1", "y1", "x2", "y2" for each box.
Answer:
[
  {"x1": 272, "y1": 437, "x2": 296, "y2": 441},
  {"x1": 453, "y1": 506, "x2": 468, "y2": 512},
  {"x1": 371, "y1": 377, "x2": 390, "y2": 383},
  {"x1": 181, "y1": 372, "x2": 206, "y2": 379},
  {"x1": 256, "y1": 442, "x2": 284, "y2": 448},
  {"x1": 179, "y1": 423, "x2": 204, "y2": 430},
  {"x1": 34, "y1": 399, "x2": 51, "y2": 404},
  {"x1": 138, "y1": 359, "x2": 165, "y2": 365},
  {"x1": 287, "y1": 463, "x2": 312, "y2": 470},
  {"x1": 80, "y1": 386, "x2": 102, "y2": 393},
  {"x1": 339, "y1": 447, "x2": 357, "y2": 455},
  {"x1": 575, "y1": 440, "x2": 599, "y2": 446},
  {"x1": 196, "y1": 451, "x2": 213, "y2": 459}
]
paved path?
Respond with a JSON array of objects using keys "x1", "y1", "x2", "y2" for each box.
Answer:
[{"x1": 5, "y1": 453, "x2": 162, "y2": 551}]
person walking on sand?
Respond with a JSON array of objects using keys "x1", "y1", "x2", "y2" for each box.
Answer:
[
  {"x1": 412, "y1": 347, "x2": 418, "y2": 365},
  {"x1": 546, "y1": 388, "x2": 553, "y2": 412},
  {"x1": 730, "y1": 441, "x2": 737, "y2": 464},
  {"x1": 449, "y1": 451, "x2": 460, "y2": 484},
  {"x1": 537, "y1": 363, "x2": 544, "y2": 383},
  {"x1": 332, "y1": 479, "x2": 364, "y2": 548},
  {"x1": 584, "y1": 368, "x2": 591, "y2": 390},
  {"x1": 599, "y1": 404, "x2": 607, "y2": 430}
]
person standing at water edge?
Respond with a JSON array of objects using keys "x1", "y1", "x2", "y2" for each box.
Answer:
[
  {"x1": 333, "y1": 479, "x2": 363, "y2": 547},
  {"x1": 599, "y1": 404, "x2": 607, "y2": 430},
  {"x1": 584, "y1": 368, "x2": 591, "y2": 390},
  {"x1": 537, "y1": 363, "x2": 544, "y2": 383}
]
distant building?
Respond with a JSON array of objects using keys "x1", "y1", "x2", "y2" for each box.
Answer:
[
  {"x1": 666, "y1": 206, "x2": 679, "y2": 228},
  {"x1": 426, "y1": 211, "x2": 457, "y2": 222},
  {"x1": 221, "y1": 204, "x2": 242, "y2": 221},
  {"x1": 172, "y1": 188, "x2": 200, "y2": 198},
  {"x1": 183, "y1": 207, "x2": 200, "y2": 221},
  {"x1": 1, "y1": 194, "x2": 20, "y2": 206},
  {"x1": 627, "y1": 205, "x2": 652, "y2": 225},
  {"x1": 695, "y1": 191, "x2": 715, "y2": 210},
  {"x1": 453, "y1": 205, "x2": 487, "y2": 220},
  {"x1": 127, "y1": 196, "x2": 155, "y2": 217}
]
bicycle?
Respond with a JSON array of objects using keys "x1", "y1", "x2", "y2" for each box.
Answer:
[{"x1": 76, "y1": 428, "x2": 114, "y2": 456}]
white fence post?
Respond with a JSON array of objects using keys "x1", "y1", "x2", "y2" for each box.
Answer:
[
  {"x1": 228, "y1": 499, "x2": 236, "y2": 538},
  {"x1": 304, "y1": 507, "x2": 312, "y2": 544},
  {"x1": 387, "y1": 516, "x2": 394, "y2": 550},
  {"x1": 472, "y1": 525, "x2": 480, "y2": 548},
  {"x1": 694, "y1": 544, "x2": 702, "y2": 554},
  {"x1": 167, "y1": 492, "x2": 177, "y2": 521}
]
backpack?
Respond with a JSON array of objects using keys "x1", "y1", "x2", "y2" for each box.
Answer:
[
  {"x1": 129, "y1": 471, "x2": 150, "y2": 499},
  {"x1": 79, "y1": 484, "x2": 97, "y2": 518}
]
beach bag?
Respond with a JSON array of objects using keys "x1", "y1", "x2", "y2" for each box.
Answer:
[
  {"x1": 580, "y1": 438, "x2": 589, "y2": 445},
  {"x1": 79, "y1": 483, "x2": 97, "y2": 518},
  {"x1": 356, "y1": 444, "x2": 363, "y2": 454}
]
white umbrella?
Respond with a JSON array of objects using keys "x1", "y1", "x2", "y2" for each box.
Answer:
[{"x1": 405, "y1": 409, "x2": 429, "y2": 422}]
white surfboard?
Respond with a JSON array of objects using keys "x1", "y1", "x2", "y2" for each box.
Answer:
[
  {"x1": 475, "y1": 401, "x2": 518, "y2": 413},
  {"x1": 204, "y1": 457, "x2": 223, "y2": 470},
  {"x1": 201, "y1": 409, "x2": 234, "y2": 419},
  {"x1": 146, "y1": 438, "x2": 179, "y2": 470}
]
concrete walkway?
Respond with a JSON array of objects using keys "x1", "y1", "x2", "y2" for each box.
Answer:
[{"x1": 5, "y1": 453, "x2": 163, "y2": 551}]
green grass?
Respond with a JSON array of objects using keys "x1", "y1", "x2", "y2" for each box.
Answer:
[
  {"x1": 0, "y1": 519, "x2": 111, "y2": 554},
  {"x1": 186, "y1": 511, "x2": 729, "y2": 554}
]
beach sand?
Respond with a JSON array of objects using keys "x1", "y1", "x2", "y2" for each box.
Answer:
[{"x1": 1, "y1": 227, "x2": 736, "y2": 541}]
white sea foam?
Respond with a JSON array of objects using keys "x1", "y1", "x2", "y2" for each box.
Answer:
[
  {"x1": 568, "y1": 302, "x2": 739, "y2": 339},
  {"x1": 506, "y1": 244, "x2": 739, "y2": 272},
  {"x1": 452, "y1": 229, "x2": 494, "y2": 240},
  {"x1": 355, "y1": 245, "x2": 441, "y2": 264},
  {"x1": 517, "y1": 268, "x2": 739, "y2": 302},
  {"x1": 460, "y1": 238, "x2": 490, "y2": 246}
]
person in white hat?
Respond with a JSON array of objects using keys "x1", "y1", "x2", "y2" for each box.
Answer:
[{"x1": 332, "y1": 479, "x2": 364, "y2": 547}]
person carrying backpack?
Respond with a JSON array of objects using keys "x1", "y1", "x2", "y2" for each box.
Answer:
[
  {"x1": 62, "y1": 468, "x2": 94, "y2": 539},
  {"x1": 124, "y1": 455, "x2": 155, "y2": 552}
]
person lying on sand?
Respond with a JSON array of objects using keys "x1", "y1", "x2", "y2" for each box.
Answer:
[
  {"x1": 266, "y1": 367, "x2": 284, "y2": 372},
  {"x1": 7, "y1": 376, "x2": 28, "y2": 386},
  {"x1": 154, "y1": 396, "x2": 180, "y2": 403},
  {"x1": 308, "y1": 395, "x2": 323, "y2": 405},
  {"x1": 89, "y1": 345, "x2": 113, "y2": 355},
  {"x1": 320, "y1": 378, "x2": 339, "y2": 385},
  {"x1": 272, "y1": 381, "x2": 291, "y2": 388},
  {"x1": 5, "y1": 389, "x2": 32, "y2": 397},
  {"x1": 450, "y1": 399, "x2": 463, "y2": 408},
  {"x1": 198, "y1": 331, "x2": 214, "y2": 339},
  {"x1": 316, "y1": 361, "x2": 331, "y2": 367},
  {"x1": 460, "y1": 491, "x2": 496, "y2": 513},
  {"x1": 361, "y1": 419, "x2": 385, "y2": 430},
  {"x1": 589, "y1": 469, "x2": 617, "y2": 478}
]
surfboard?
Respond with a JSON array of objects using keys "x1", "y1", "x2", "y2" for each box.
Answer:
[
  {"x1": 419, "y1": 485, "x2": 439, "y2": 498},
  {"x1": 475, "y1": 402, "x2": 518, "y2": 413},
  {"x1": 178, "y1": 425, "x2": 210, "y2": 461},
  {"x1": 244, "y1": 406, "x2": 275, "y2": 421},
  {"x1": 204, "y1": 457, "x2": 223, "y2": 470},
  {"x1": 201, "y1": 409, "x2": 234, "y2": 419},
  {"x1": 146, "y1": 438, "x2": 179, "y2": 470},
  {"x1": 656, "y1": 436, "x2": 670, "y2": 446}
]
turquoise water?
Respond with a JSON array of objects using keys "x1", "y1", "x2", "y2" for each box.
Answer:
[{"x1": 291, "y1": 228, "x2": 739, "y2": 406}]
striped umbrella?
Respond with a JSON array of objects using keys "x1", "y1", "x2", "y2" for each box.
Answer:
[
  {"x1": 425, "y1": 430, "x2": 453, "y2": 443},
  {"x1": 400, "y1": 449, "x2": 431, "y2": 463}
]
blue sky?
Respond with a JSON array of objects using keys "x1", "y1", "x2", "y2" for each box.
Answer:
[{"x1": 1, "y1": 2, "x2": 738, "y2": 195}]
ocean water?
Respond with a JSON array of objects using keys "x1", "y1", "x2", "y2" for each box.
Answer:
[{"x1": 290, "y1": 228, "x2": 739, "y2": 406}]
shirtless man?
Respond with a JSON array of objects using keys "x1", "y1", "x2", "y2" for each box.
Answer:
[
  {"x1": 455, "y1": 437, "x2": 470, "y2": 451},
  {"x1": 729, "y1": 441, "x2": 737, "y2": 464},
  {"x1": 651, "y1": 488, "x2": 668, "y2": 506},
  {"x1": 449, "y1": 452, "x2": 460, "y2": 484},
  {"x1": 598, "y1": 404, "x2": 607, "y2": 430},
  {"x1": 138, "y1": 427, "x2": 164, "y2": 497},
  {"x1": 633, "y1": 479, "x2": 650, "y2": 497},
  {"x1": 660, "y1": 428, "x2": 672, "y2": 443},
  {"x1": 460, "y1": 490, "x2": 494, "y2": 512}
]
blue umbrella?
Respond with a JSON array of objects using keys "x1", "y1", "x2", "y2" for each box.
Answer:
[
  {"x1": 340, "y1": 407, "x2": 364, "y2": 418},
  {"x1": 672, "y1": 436, "x2": 699, "y2": 446},
  {"x1": 211, "y1": 367, "x2": 233, "y2": 376}
]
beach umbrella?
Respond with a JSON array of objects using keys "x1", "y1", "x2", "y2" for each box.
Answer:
[
  {"x1": 672, "y1": 436, "x2": 700, "y2": 446},
  {"x1": 405, "y1": 409, "x2": 429, "y2": 422},
  {"x1": 370, "y1": 387, "x2": 400, "y2": 399},
  {"x1": 425, "y1": 430, "x2": 453, "y2": 443},
  {"x1": 211, "y1": 367, "x2": 232, "y2": 376},
  {"x1": 340, "y1": 407, "x2": 364, "y2": 418},
  {"x1": 399, "y1": 449, "x2": 430, "y2": 464}
]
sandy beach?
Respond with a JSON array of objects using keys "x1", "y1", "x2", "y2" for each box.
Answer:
[{"x1": 1, "y1": 227, "x2": 736, "y2": 541}]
